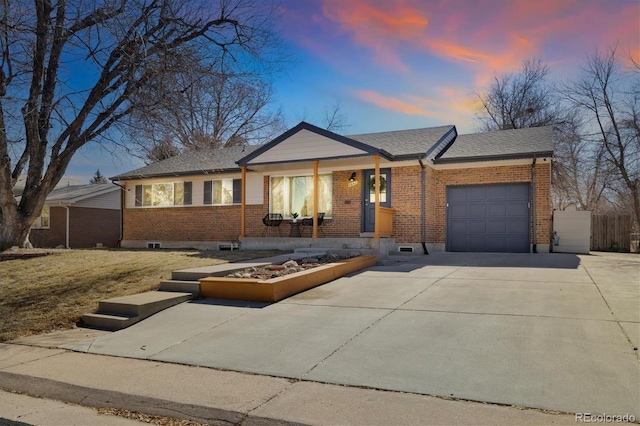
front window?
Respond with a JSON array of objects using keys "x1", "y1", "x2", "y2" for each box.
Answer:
[
  {"x1": 270, "y1": 175, "x2": 332, "y2": 218},
  {"x1": 136, "y1": 182, "x2": 190, "y2": 207},
  {"x1": 204, "y1": 179, "x2": 237, "y2": 205},
  {"x1": 33, "y1": 206, "x2": 50, "y2": 228}
]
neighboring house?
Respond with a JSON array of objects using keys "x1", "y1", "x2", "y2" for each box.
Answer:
[
  {"x1": 30, "y1": 183, "x2": 122, "y2": 248},
  {"x1": 12, "y1": 175, "x2": 85, "y2": 196},
  {"x1": 111, "y1": 122, "x2": 553, "y2": 253}
]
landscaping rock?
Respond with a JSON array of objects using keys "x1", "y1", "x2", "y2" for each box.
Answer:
[
  {"x1": 223, "y1": 253, "x2": 360, "y2": 280},
  {"x1": 282, "y1": 260, "x2": 299, "y2": 268}
]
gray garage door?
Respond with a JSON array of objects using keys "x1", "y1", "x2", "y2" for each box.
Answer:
[{"x1": 446, "y1": 183, "x2": 530, "y2": 253}]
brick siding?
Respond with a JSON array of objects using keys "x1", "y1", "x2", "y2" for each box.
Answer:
[
  {"x1": 121, "y1": 162, "x2": 552, "y2": 248},
  {"x1": 391, "y1": 166, "x2": 423, "y2": 243},
  {"x1": 30, "y1": 206, "x2": 66, "y2": 248},
  {"x1": 69, "y1": 207, "x2": 120, "y2": 248},
  {"x1": 30, "y1": 206, "x2": 120, "y2": 248}
]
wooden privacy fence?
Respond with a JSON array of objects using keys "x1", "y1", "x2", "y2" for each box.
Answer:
[{"x1": 591, "y1": 214, "x2": 631, "y2": 252}]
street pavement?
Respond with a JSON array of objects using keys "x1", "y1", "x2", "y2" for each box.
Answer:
[{"x1": 1, "y1": 251, "x2": 638, "y2": 425}]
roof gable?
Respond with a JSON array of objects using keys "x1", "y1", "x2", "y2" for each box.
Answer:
[{"x1": 237, "y1": 122, "x2": 383, "y2": 166}]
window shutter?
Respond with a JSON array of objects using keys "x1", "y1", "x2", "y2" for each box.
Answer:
[
  {"x1": 233, "y1": 179, "x2": 242, "y2": 204},
  {"x1": 135, "y1": 185, "x2": 142, "y2": 206},
  {"x1": 204, "y1": 181, "x2": 212, "y2": 204},
  {"x1": 183, "y1": 182, "x2": 192, "y2": 205}
]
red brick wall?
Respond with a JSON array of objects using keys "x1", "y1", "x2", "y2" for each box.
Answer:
[
  {"x1": 124, "y1": 206, "x2": 243, "y2": 241},
  {"x1": 69, "y1": 207, "x2": 120, "y2": 248},
  {"x1": 391, "y1": 166, "x2": 423, "y2": 243},
  {"x1": 30, "y1": 206, "x2": 66, "y2": 248},
  {"x1": 30, "y1": 206, "x2": 121, "y2": 248},
  {"x1": 328, "y1": 170, "x2": 362, "y2": 237}
]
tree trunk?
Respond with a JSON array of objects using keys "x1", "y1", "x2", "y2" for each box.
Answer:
[{"x1": 0, "y1": 206, "x2": 33, "y2": 249}]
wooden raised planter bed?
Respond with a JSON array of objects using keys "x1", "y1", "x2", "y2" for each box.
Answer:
[{"x1": 199, "y1": 254, "x2": 378, "y2": 302}]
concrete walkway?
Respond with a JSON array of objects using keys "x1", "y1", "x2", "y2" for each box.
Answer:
[{"x1": 2, "y1": 252, "x2": 638, "y2": 425}]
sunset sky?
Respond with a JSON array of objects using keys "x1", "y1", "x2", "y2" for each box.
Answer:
[{"x1": 69, "y1": 0, "x2": 640, "y2": 181}]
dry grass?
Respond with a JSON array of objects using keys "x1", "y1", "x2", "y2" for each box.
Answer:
[{"x1": 0, "y1": 248, "x2": 284, "y2": 342}]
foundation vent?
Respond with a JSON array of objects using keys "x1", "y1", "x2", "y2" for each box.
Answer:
[{"x1": 398, "y1": 246, "x2": 414, "y2": 253}]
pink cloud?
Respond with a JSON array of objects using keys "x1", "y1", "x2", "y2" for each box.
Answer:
[
  {"x1": 355, "y1": 87, "x2": 479, "y2": 129},
  {"x1": 320, "y1": 0, "x2": 430, "y2": 72},
  {"x1": 297, "y1": 0, "x2": 638, "y2": 79},
  {"x1": 356, "y1": 90, "x2": 432, "y2": 116}
]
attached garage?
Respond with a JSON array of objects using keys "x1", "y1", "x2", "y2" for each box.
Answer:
[{"x1": 446, "y1": 183, "x2": 530, "y2": 253}]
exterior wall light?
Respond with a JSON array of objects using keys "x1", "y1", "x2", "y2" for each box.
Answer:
[{"x1": 348, "y1": 172, "x2": 358, "y2": 187}]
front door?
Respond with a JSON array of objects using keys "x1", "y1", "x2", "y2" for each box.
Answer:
[{"x1": 362, "y1": 168, "x2": 391, "y2": 233}]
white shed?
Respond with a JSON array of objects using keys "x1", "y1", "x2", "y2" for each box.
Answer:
[{"x1": 553, "y1": 205, "x2": 591, "y2": 254}]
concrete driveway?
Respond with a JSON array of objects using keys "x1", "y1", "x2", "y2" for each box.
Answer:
[{"x1": 62, "y1": 252, "x2": 640, "y2": 418}]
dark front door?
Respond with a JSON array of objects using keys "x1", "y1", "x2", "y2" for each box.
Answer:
[{"x1": 362, "y1": 168, "x2": 391, "y2": 233}]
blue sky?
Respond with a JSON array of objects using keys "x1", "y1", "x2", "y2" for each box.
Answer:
[{"x1": 66, "y1": 0, "x2": 640, "y2": 182}]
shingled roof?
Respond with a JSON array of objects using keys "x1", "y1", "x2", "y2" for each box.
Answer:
[
  {"x1": 111, "y1": 145, "x2": 260, "y2": 180},
  {"x1": 45, "y1": 183, "x2": 118, "y2": 202},
  {"x1": 348, "y1": 125, "x2": 456, "y2": 159},
  {"x1": 112, "y1": 125, "x2": 554, "y2": 180},
  {"x1": 434, "y1": 126, "x2": 554, "y2": 164}
]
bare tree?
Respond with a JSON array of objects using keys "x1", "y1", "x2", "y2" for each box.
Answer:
[
  {"x1": 294, "y1": 100, "x2": 350, "y2": 133},
  {"x1": 476, "y1": 59, "x2": 561, "y2": 131},
  {"x1": 562, "y1": 46, "x2": 640, "y2": 229},
  {"x1": 128, "y1": 58, "x2": 285, "y2": 161},
  {"x1": 322, "y1": 100, "x2": 349, "y2": 133},
  {"x1": 475, "y1": 58, "x2": 615, "y2": 213},
  {"x1": 0, "y1": 0, "x2": 280, "y2": 248},
  {"x1": 552, "y1": 117, "x2": 613, "y2": 211}
]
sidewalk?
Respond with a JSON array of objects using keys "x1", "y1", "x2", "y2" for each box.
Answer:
[{"x1": 0, "y1": 342, "x2": 576, "y2": 425}]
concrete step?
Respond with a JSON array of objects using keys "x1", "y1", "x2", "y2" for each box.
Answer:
[
  {"x1": 293, "y1": 248, "x2": 379, "y2": 256},
  {"x1": 98, "y1": 291, "x2": 192, "y2": 318},
  {"x1": 388, "y1": 248, "x2": 428, "y2": 255},
  {"x1": 159, "y1": 280, "x2": 201, "y2": 296},
  {"x1": 81, "y1": 313, "x2": 138, "y2": 331},
  {"x1": 83, "y1": 291, "x2": 192, "y2": 331}
]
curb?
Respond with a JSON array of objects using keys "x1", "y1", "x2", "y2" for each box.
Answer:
[{"x1": 0, "y1": 371, "x2": 305, "y2": 426}]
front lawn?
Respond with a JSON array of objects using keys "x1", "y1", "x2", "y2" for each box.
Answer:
[{"x1": 0, "y1": 248, "x2": 284, "y2": 341}]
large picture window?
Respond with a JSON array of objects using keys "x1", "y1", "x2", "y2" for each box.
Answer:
[
  {"x1": 270, "y1": 175, "x2": 332, "y2": 218},
  {"x1": 135, "y1": 182, "x2": 192, "y2": 207}
]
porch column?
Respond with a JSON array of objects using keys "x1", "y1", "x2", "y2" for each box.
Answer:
[
  {"x1": 374, "y1": 155, "x2": 380, "y2": 239},
  {"x1": 240, "y1": 166, "x2": 246, "y2": 238},
  {"x1": 313, "y1": 160, "x2": 319, "y2": 238}
]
